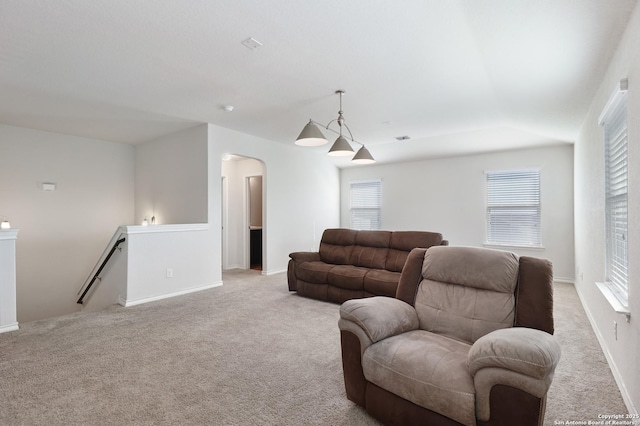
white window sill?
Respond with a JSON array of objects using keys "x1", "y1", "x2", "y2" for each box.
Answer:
[
  {"x1": 483, "y1": 242, "x2": 545, "y2": 251},
  {"x1": 596, "y1": 281, "x2": 631, "y2": 322}
]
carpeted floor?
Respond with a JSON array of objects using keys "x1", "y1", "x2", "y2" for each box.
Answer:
[
  {"x1": 0, "y1": 270, "x2": 628, "y2": 425},
  {"x1": 545, "y1": 281, "x2": 628, "y2": 424}
]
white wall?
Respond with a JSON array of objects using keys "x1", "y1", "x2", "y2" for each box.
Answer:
[
  {"x1": 340, "y1": 144, "x2": 575, "y2": 281},
  {"x1": 221, "y1": 157, "x2": 264, "y2": 270},
  {"x1": 123, "y1": 224, "x2": 218, "y2": 305},
  {"x1": 135, "y1": 125, "x2": 208, "y2": 225},
  {"x1": 0, "y1": 124, "x2": 134, "y2": 322},
  {"x1": 574, "y1": 0, "x2": 640, "y2": 413},
  {"x1": 208, "y1": 124, "x2": 340, "y2": 277}
]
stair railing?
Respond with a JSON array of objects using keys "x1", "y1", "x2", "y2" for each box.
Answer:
[{"x1": 76, "y1": 229, "x2": 126, "y2": 305}]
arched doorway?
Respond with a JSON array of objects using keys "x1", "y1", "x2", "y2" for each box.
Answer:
[{"x1": 221, "y1": 154, "x2": 266, "y2": 271}]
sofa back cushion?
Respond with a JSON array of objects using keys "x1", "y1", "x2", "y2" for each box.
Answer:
[
  {"x1": 349, "y1": 231, "x2": 390, "y2": 269},
  {"x1": 415, "y1": 246, "x2": 519, "y2": 344},
  {"x1": 385, "y1": 231, "x2": 444, "y2": 272},
  {"x1": 319, "y1": 229, "x2": 357, "y2": 265}
]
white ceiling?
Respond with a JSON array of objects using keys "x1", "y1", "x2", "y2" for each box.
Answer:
[{"x1": 0, "y1": 0, "x2": 637, "y2": 167}]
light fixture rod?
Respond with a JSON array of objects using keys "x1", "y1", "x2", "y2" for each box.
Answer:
[
  {"x1": 323, "y1": 90, "x2": 357, "y2": 142},
  {"x1": 310, "y1": 119, "x2": 360, "y2": 146},
  {"x1": 323, "y1": 118, "x2": 356, "y2": 143}
]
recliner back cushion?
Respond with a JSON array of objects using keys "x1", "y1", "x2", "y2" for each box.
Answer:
[
  {"x1": 385, "y1": 231, "x2": 444, "y2": 272},
  {"x1": 319, "y1": 229, "x2": 357, "y2": 265},
  {"x1": 349, "y1": 231, "x2": 390, "y2": 269},
  {"x1": 415, "y1": 246, "x2": 519, "y2": 344}
]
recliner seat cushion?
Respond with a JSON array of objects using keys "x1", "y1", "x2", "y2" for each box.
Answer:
[
  {"x1": 363, "y1": 269, "x2": 401, "y2": 297},
  {"x1": 362, "y1": 330, "x2": 476, "y2": 426},
  {"x1": 296, "y1": 261, "x2": 335, "y2": 284},
  {"x1": 328, "y1": 265, "x2": 368, "y2": 290}
]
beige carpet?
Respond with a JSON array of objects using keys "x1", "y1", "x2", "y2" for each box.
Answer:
[{"x1": 0, "y1": 270, "x2": 628, "y2": 425}]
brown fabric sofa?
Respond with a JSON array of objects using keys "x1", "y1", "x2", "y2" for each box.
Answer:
[
  {"x1": 287, "y1": 228, "x2": 447, "y2": 304},
  {"x1": 338, "y1": 245, "x2": 560, "y2": 426}
]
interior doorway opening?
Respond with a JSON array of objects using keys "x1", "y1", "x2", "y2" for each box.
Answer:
[
  {"x1": 248, "y1": 175, "x2": 263, "y2": 271},
  {"x1": 221, "y1": 154, "x2": 266, "y2": 272}
]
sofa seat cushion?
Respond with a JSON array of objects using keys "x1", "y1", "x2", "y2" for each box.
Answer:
[
  {"x1": 296, "y1": 261, "x2": 334, "y2": 284},
  {"x1": 363, "y1": 269, "x2": 401, "y2": 297},
  {"x1": 328, "y1": 265, "x2": 368, "y2": 290},
  {"x1": 362, "y1": 330, "x2": 476, "y2": 426}
]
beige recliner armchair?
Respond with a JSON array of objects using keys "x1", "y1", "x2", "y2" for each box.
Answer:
[{"x1": 338, "y1": 246, "x2": 561, "y2": 426}]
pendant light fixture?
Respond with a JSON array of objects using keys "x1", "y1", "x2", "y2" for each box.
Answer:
[{"x1": 295, "y1": 90, "x2": 375, "y2": 164}]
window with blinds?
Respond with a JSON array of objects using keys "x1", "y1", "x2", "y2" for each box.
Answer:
[
  {"x1": 601, "y1": 87, "x2": 628, "y2": 304},
  {"x1": 486, "y1": 169, "x2": 541, "y2": 247},
  {"x1": 350, "y1": 179, "x2": 381, "y2": 230}
]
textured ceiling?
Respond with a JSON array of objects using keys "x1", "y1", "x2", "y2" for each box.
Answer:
[{"x1": 0, "y1": 0, "x2": 637, "y2": 166}]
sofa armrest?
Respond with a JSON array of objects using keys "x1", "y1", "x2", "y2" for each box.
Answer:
[
  {"x1": 289, "y1": 251, "x2": 321, "y2": 262},
  {"x1": 468, "y1": 327, "x2": 561, "y2": 421},
  {"x1": 339, "y1": 297, "x2": 418, "y2": 353}
]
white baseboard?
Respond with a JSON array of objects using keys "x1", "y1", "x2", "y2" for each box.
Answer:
[
  {"x1": 573, "y1": 284, "x2": 637, "y2": 415},
  {"x1": 0, "y1": 322, "x2": 19, "y2": 334},
  {"x1": 223, "y1": 264, "x2": 244, "y2": 271},
  {"x1": 263, "y1": 268, "x2": 286, "y2": 276},
  {"x1": 118, "y1": 282, "x2": 223, "y2": 308},
  {"x1": 554, "y1": 277, "x2": 575, "y2": 284}
]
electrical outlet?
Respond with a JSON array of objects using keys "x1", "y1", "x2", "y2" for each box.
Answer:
[
  {"x1": 613, "y1": 321, "x2": 618, "y2": 341},
  {"x1": 166, "y1": 268, "x2": 173, "y2": 278}
]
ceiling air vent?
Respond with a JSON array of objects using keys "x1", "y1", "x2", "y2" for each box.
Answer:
[{"x1": 241, "y1": 37, "x2": 263, "y2": 50}]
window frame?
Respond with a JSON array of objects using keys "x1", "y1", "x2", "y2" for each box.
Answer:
[
  {"x1": 485, "y1": 168, "x2": 542, "y2": 249},
  {"x1": 349, "y1": 179, "x2": 382, "y2": 231},
  {"x1": 599, "y1": 79, "x2": 629, "y2": 307}
]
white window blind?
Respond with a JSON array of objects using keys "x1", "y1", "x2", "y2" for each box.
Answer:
[
  {"x1": 601, "y1": 87, "x2": 628, "y2": 304},
  {"x1": 486, "y1": 169, "x2": 541, "y2": 247},
  {"x1": 350, "y1": 179, "x2": 381, "y2": 230}
]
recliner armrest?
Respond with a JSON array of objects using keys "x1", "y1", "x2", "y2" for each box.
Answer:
[
  {"x1": 339, "y1": 297, "x2": 418, "y2": 351},
  {"x1": 289, "y1": 251, "x2": 321, "y2": 262},
  {"x1": 468, "y1": 327, "x2": 561, "y2": 379},
  {"x1": 468, "y1": 327, "x2": 561, "y2": 421}
]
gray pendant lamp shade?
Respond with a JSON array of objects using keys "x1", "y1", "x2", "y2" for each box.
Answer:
[
  {"x1": 328, "y1": 136, "x2": 355, "y2": 156},
  {"x1": 295, "y1": 120, "x2": 328, "y2": 146},
  {"x1": 351, "y1": 145, "x2": 376, "y2": 164},
  {"x1": 294, "y1": 90, "x2": 375, "y2": 164}
]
